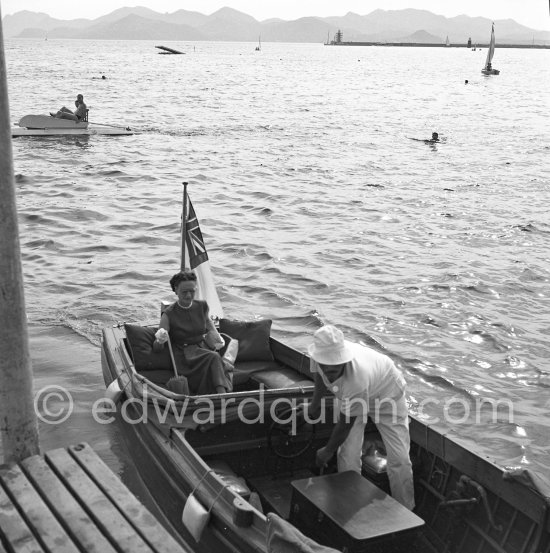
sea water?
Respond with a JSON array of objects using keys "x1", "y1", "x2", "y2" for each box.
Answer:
[{"x1": 2, "y1": 39, "x2": 549, "y2": 495}]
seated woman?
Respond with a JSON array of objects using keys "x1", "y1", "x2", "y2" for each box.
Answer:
[
  {"x1": 153, "y1": 270, "x2": 231, "y2": 395},
  {"x1": 51, "y1": 94, "x2": 87, "y2": 122}
]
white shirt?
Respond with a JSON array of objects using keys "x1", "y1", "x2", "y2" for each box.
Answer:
[{"x1": 311, "y1": 343, "x2": 406, "y2": 419}]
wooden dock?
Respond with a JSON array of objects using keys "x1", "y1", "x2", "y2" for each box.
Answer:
[{"x1": 0, "y1": 442, "x2": 191, "y2": 553}]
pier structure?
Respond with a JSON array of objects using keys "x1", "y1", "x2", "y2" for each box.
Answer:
[
  {"x1": 0, "y1": 442, "x2": 191, "y2": 552},
  {"x1": 325, "y1": 29, "x2": 550, "y2": 49}
]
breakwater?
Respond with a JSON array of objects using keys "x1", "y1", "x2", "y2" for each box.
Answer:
[{"x1": 327, "y1": 42, "x2": 549, "y2": 49}]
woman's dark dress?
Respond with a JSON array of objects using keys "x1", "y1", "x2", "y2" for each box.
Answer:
[{"x1": 164, "y1": 300, "x2": 231, "y2": 395}]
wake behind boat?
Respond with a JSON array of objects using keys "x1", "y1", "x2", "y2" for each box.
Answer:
[
  {"x1": 100, "y1": 186, "x2": 550, "y2": 552},
  {"x1": 12, "y1": 114, "x2": 133, "y2": 136}
]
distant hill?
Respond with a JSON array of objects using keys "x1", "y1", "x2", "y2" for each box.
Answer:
[
  {"x1": 196, "y1": 7, "x2": 261, "y2": 42},
  {"x1": 399, "y1": 30, "x2": 444, "y2": 44},
  {"x1": 2, "y1": 10, "x2": 91, "y2": 37},
  {"x1": 2, "y1": 6, "x2": 549, "y2": 44},
  {"x1": 79, "y1": 14, "x2": 207, "y2": 41}
]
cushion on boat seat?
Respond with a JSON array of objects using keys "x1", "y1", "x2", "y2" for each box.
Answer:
[
  {"x1": 218, "y1": 318, "x2": 274, "y2": 362},
  {"x1": 251, "y1": 367, "x2": 313, "y2": 389},
  {"x1": 125, "y1": 324, "x2": 172, "y2": 371},
  {"x1": 209, "y1": 460, "x2": 251, "y2": 499}
]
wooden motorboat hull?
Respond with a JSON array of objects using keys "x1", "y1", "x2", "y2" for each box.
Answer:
[{"x1": 101, "y1": 323, "x2": 550, "y2": 553}]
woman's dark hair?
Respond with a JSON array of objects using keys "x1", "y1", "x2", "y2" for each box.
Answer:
[{"x1": 170, "y1": 270, "x2": 197, "y2": 292}]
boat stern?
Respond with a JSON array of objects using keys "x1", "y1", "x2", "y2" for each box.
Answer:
[{"x1": 18, "y1": 114, "x2": 89, "y2": 130}]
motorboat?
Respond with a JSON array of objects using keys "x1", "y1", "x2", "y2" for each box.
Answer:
[
  {"x1": 12, "y1": 114, "x2": 133, "y2": 137},
  {"x1": 100, "y1": 186, "x2": 550, "y2": 552}
]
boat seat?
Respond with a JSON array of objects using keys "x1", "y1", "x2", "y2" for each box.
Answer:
[
  {"x1": 250, "y1": 367, "x2": 313, "y2": 390},
  {"x1": 232, "y1": 360, "x2": 286, "y2": 386}
]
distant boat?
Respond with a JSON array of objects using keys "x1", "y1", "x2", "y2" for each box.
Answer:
[
  {"x1": 445, "y1": 35, "x2": 450, "y2": 47},
  {"x1": 481, "y1": 23, "x2": 500, "y2": 75},
  {"x1": 12, "y1": 115, "x2": 133, "y2": 137},
  {"x1": 155, "y1": 45, "x2": 184, "y2": 55},
  {"x1": 255, "y1": 35, "x2": 261, "y2": 51},
  {"x1": 472, "y1": 43, "x2": 477, "y2": 51}
]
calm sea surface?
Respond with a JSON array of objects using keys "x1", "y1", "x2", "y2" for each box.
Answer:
[{"x1": 2, "y1": 39, "x2": 549, "y2": 495}]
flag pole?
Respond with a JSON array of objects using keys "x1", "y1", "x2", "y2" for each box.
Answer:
[
  {"x1": 0, "y1": 3, "x2": 40, "y2": 462},
  {"x1": 180, "y1": 182, "x2": 188, "y2": 271}
]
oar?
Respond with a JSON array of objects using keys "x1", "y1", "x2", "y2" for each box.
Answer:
[{"x1": 165, "y1": 334, "x2": 189, "y2": 395}]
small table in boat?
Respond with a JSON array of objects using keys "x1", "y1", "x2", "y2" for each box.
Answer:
[{"x1": 290, "y1": 471, "x2": 424, "y2": 552}]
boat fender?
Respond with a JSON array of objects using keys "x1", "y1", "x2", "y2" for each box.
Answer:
[
  {"x1": 182, "y1": 493, "x2": 211, "y2": 541},
  {"x1": 105, "y1": 378, "x2": 123, "y2": 404},
  {"x1": 182, "y1": 470, "x2": 226, "y2": 541}
]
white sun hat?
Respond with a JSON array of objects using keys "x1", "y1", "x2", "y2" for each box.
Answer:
[{"x1": 308, "y1": 325, "x2": 355, "y2": 365}]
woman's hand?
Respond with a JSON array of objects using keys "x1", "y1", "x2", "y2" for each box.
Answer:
[
  {"x1": 204, "y1": 329, "x2": 225, "y2": 350},
  {"x1": 155, "y1": 328, "x2": 169, "y2": 345}
]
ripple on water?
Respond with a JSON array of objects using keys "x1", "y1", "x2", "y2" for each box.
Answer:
[{"x1": 7, "y1": 40, "x2": 550, "y2": 485}]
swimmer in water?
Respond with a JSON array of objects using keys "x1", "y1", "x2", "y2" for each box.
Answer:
[{"x1": 410, "y1": 132, "x2": 441, "y2": 144}]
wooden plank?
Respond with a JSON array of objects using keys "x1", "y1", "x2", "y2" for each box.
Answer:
[
  {"x1": 45, "y1": 448, "x2": 155, "y2": 553},
  {"x1": 21, "y1": 455, "x2": 118, "y2": 553},
  {"x1": 0, "y1": 464, "x2": 79, "y2": 553},
  {"x1": 67, "y1": 443, "x2": 186, "y2": 553},
  {"x1": 0, "y1": 481, "x2": 44, "y2": 553}
]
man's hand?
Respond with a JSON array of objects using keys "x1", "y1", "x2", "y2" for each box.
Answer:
[{"x1": 315, "y1": 446, "x2": 334, "y2": 468}]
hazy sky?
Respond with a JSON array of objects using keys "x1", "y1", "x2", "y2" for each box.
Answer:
[{"x1": 1, "y1": 1, "x2": 549, "y2": 31}]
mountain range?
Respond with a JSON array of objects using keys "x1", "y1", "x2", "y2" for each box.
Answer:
[{"x1": 2, "y1": 7, "x2": 549, "y2": 44}]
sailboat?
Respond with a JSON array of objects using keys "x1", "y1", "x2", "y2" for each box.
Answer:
[
  {"x1": 255, "y1": 35, "x2": 261, "y2": 51},
  {"x1": 481, "y1": 23, "x2": 500, "y2": 75},
  {"x1": 445, "y1": 35, "x2": 450, "y2": 47}
]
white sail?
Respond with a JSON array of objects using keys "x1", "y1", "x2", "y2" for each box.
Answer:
[{"x1": 485, "y1": 23, "x2": 495, "y2": 68}]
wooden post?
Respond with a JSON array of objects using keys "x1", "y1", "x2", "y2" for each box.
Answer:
[{"x1": 0, "y1": 5, "x2": 40, "y2": 462}]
